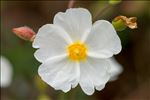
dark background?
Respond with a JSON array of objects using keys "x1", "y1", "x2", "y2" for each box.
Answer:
[{"x1": 1, "y1": 1, "x2": 150, "y2": 100}]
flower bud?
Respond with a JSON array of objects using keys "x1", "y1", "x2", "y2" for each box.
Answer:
[
  {"x1": 112, "y1": 15, "x2": 137, "y2": 31},
  {"x1": 112, "y1": 18, "x2": 127, "y2": 31},
  {"x1": 109, "y1": 0, "x2": 121, "y2": 5},
  {"x1": 12, "y1": 26, "x2": 36, "y2": 42}
]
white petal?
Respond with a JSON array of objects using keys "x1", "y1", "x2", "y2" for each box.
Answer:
[
  {"x1": 71, "y1": 62, "x2": 80, "y2": 88},
  {"x1": 1, "y1": 56, "x2": 13, "y2": 88},
  {"x1": 38, "y1": 54, "x2": 80, "y2": 92},
  {"x1": 79, "y1": 77, "x2": 95, "y2": 95},
  {"x1": 79, "y1": 57, "x2": 111, "y2": 95},
  {"x1": 85, "y1": 20, "x2": 122, "y2": 58},
  {"x1": 33, "y1": 24, "x2": 72, "y2": 63},
  {"x1": 54, "y1": 8, "x2": 92, "y2": 41},
  {"x1": 95, "y1": 84, "x2": 105, "y2": 91},
  {"x1": 108, "y1": 57, "x2": 123, "y2": 81}
]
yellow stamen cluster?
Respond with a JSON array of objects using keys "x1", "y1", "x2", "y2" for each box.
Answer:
[{"x1": 67, "y1": 42, "x2": 87, "y2": 61}]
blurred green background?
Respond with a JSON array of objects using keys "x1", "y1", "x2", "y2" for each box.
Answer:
[{"x1": 1, "y1": 1, "x2": 150, "y2": 100}]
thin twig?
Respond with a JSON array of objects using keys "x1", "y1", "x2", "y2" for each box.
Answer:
[
  {"x1": 93, "y1": 4, "x2": 112, "y2": 22},
  {"x1": 68, "y1": 0, "x2": 75, "y2": 8}
]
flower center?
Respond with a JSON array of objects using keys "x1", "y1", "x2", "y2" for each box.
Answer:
[{"x1": 67, "y1": 41, "x2": 87, "y2": 61}]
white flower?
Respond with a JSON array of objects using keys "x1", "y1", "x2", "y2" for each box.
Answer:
[
  {"x1": 1, "y1": 56, "x2": 13, "y2": 88},
  {"x1": 108, "y1": 57, "x2": 123, "y2": 81},
  {"x1": 33, "y1": 8, "x2": 122, "y2": 95}
]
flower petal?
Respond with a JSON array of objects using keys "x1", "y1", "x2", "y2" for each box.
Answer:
[
  {"x1": 1, "y1": 56, "x2": 13, "y2": 88},
  {"x1": 38, "y1": 54, "x2": 80, "y2": 92},
  {"x1": 85, "y1": 20, "x2": 122, "y2": 58},
  {"x1": 33, "y1": 24, "x2": 72, "y2": 63},
  {"x1": 54, "y1": 8, "x2": 92, "y2": 41},
  {"x1": 79, "y1": 57, "x2": 111, "y2": 95},
  {"x1": 95, "y1": 84, "x2": 105, "y2": 91},
  {"x1": 108, "y1": 57, "x2": 123, "y2": 81},
  {"x1": 79, "y1": 76, "x2": 95, "y2": 95}
]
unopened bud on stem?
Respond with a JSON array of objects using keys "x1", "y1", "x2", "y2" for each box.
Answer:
[
  {"x1": 112, "y1": 15, "x2": 137, "y2": 31},
  {"x1": 12, "y1": 26, "x2": 36, "y2": 42}
]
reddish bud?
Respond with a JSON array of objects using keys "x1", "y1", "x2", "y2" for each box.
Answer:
[{"x1": 12, "y1": 26, "x2": 36, "y2": 42}]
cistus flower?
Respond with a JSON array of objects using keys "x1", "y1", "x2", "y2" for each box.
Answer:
[
  {"x1": 33, "y1": 8, "x2": 122, "y2": 95},
  {"x1": 1, "y1": 56, "x2": 13, "y2": 88}
]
